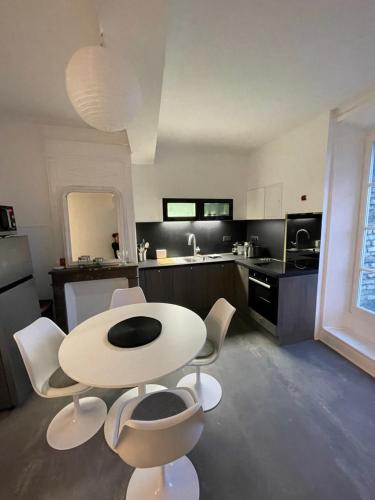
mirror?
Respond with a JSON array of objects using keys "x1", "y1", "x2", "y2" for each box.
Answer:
[{"x1": 64, "y1": 190, "x2": 121, "y2": 263}]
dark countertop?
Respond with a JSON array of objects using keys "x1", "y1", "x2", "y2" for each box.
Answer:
[
  {"x1": 138, "y1": 253, "x2": 240, "y2": 269},
  {"x1": 236, "y1": 257, "x2": 319, "y2": 278},
  {"x1": 138, "y1": 253, "x2": 319, "y2": 278}
]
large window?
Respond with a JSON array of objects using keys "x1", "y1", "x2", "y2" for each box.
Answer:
[{"x1": 357, "y1": 143, "x2": 375, "y2": 314}]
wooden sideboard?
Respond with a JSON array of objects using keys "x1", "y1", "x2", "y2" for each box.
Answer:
[{"x1": 49, "y1": 264, "x2": 139, "y2": 332}]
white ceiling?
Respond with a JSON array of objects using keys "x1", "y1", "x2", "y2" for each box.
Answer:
[
  {"x1": 158, "y1": 0, "x2": 375, "y2": 150},
  {"x1": 95, "y1": 0, "x2": 167, "y2": 164},
  {"x1": 0, "y1": 0, "x2": 98, "y2": 123},
  {"x1": 1, "y1": 1, "x2": 375, "y2": 160},
  {"x1": 0, "y1": 0, "x2": 166, "y2": 163}
]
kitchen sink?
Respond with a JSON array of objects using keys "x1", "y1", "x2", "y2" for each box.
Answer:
[
  {"x1": 182, "y1": 254, "x2": 223, "y2": 263},
  {"x1": 183, "y1": 257, "x2": 202, "y2": 263}
]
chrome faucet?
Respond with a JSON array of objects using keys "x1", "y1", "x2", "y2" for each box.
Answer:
[
  {"x1": 291, "y1": 228, "x2": 311, "y2": 249},
  {"x1": 188, "y1": 233, "x2": 200, "y2": 256}
]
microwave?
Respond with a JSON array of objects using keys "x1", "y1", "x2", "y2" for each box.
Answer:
[{"x1": 0, "y1": 206, "x2": 17, "y2": 234}]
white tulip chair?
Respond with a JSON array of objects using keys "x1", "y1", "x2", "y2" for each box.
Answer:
[
  {"x1": 109, "y1": 286, "x2": 146, "y2": 309},
  {"x1": 108, "y1": 388, "x2": 204, "y2": 500},
  {"x1": 177, "y1": 298, "x2": 236, "y2": 411},
  {"x1": 14, "y1": 317, "x2": 107, "y2": 450}
]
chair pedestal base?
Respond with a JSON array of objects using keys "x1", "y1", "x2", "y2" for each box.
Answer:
[
  {"x1": 46, "y1": 396, "x2": 107, "y2": 450},
  {"x1": 177, "y1": 372, "x2": 222, "y2": 412},
  {"x1": 126, "y1": 457, "x2": 199, "y2": 500},
  {"x1": 104, "y1": 384, "x2": 166, "y2": 450}
]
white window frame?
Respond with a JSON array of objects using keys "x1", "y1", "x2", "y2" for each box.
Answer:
[{"x1": 352, "y1": 131, "x2": 375, "y2": 317}]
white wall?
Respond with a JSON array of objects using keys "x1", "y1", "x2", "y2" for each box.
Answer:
[
  {"x1": 0, "y1": 120, "x2": 134, "y2": 299},
  {"x1": 316, "y1": 116, "x2": 375, "y2": 376},
  {"x1": 0, "y1": 121, "x2": 54, "y2": 298},
  {"x1": 132, "y1": 115, "x2": 330, "y2": 223},
  {"x1": 67, "y1": 192, "x2": 118, "y2": 261},
  {"x1": 132, "y1": 142, "x2": 250, "y2": 221},
  {"x1": 320, "y1": 122, "x2": 365, "y2": 329},
  {"x1": 318, "y1": 120, "x2": 375, "y2": 348},
  {"x1": 247, "y1": 113, "x2": 330, "y2": 215}
]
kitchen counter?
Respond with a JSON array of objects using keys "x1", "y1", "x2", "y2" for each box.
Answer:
[
  {"x1": 139, "y1": 253, "x2": 319, "y2": 278},
  {"x1": 138, "y1": 252, "x2": 319, "y2": 345},
  {"x1": 236, "y1": 257, "x2": 319, "y2": 278},
  {"x1": 138, "y1": 253, "x2": 240, "y2": 269}
]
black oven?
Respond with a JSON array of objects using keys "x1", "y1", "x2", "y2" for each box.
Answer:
[
  {"x1": 0, "y1": 206, "x2": 17, "y2": 235},
  {"x1": 248, "y1": 270, "x2": 278, "y2": 325}
]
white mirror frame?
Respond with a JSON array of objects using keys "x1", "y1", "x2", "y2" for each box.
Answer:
[{"x1": 62, "y1": 186, "x2": 125, "y2": 266}]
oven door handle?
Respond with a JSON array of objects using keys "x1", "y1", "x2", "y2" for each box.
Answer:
[
  {"x1": 259, "y1": 296, "x2": 272, "y2": 304},
  {"x1": 249, "y1": 276, "x2": 271, "y2": 289}
]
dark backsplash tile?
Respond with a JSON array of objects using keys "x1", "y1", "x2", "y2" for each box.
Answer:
[
  {"x1": 136, "y1": 221, "x2": 247, "y2": 258},
  {"x1": 136, "y1": 219, "x2": 286, "y2": 260},
  {"x1": 246, "y1": 219, "x2": 286, "y2": 260},
  {"x1": 286, "y1": 214, "x2": 322, "y2": 249}
]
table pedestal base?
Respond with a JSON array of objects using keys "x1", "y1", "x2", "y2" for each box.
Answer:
[
  {"x1": 104, "y1": 384, "x2": 167, "y2": 450},
  {"x1": 47, "y1": 396, "x2": 107, "y2": 450}
]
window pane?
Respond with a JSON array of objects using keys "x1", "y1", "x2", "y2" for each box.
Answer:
[
  {"x1": 362, "y1": 229, "x2": 375, "y2": 269},
  {"x1": 204, "y1": 202, "x2": 229, "y2": 217},
  {"x1": 365, "y1": 186, "x2": 375, "y2": 226},
  {"x1": 167, "y1": 202, "x2": 196, "y2": 218},
  {"x1": 370, "y1": 146, "x2": 375, "y2": 183},
  {"x1": 358, "y1": 271, "x2": 375, "y2": 313}
]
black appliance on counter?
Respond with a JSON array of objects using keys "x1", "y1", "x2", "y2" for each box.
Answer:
[
  {"x1": 0, "y1": 236, "x2": 40, "y2": 409},
  {"x1": 248, "y1": 268, "x2": 279, "y2": 326}
]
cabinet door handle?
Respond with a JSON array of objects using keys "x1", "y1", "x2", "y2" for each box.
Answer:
[{"x1": 249, "y1": 276, "x2": 271, "y2": 289}]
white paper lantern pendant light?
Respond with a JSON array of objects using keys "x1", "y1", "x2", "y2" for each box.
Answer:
[{"x1": 66, "y1": 32, "x2": 142, "y2": 132}]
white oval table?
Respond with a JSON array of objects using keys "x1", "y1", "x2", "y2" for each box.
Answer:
[{"x1": 59, "y1": 302, "x2": 206, "y2": 449}]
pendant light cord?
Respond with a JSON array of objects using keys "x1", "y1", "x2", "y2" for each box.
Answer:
[{"x1": 93, "y1": 0, "x2": 105, "y2": 47}]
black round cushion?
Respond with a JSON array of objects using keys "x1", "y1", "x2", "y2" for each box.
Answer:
[{"x1": 107, "y1": 316, "x2": 162, "y2": 348}]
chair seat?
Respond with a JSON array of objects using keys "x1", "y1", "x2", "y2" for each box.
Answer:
[
  {"x1": 49, "y1": 367, "x2": 77, "y2": 388},
  {"x1": 42, "y1": 369, "x2": 90, "y2": 397},
  {"x1": 131, "y1": 392, "x2": 187, "y2": 421},
  {"x1": 196, "y1": 339, "x2": 215, "y2": 358}
]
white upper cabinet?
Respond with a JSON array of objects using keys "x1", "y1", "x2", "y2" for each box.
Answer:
[
  {"x1": 264, "y1": 183, "x2": 283, "y2": 219},
  {"x1": 246, "y1": 187, "x2": 265, "y2": 219},
  {"x1": 246, "y1": 183, "x2": 283, "y2": 219}
]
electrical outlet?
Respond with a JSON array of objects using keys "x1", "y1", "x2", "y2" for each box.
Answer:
[{"x1": 223, "y1": 235, "x2": 232, "y2": 242}]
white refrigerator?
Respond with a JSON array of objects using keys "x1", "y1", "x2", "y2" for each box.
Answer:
[{"x1": 0, "y1": 236, "x2": 40, "y2": 409}]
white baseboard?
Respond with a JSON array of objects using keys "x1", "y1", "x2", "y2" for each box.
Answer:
[{"x1": 318, "y1": 327, "x2": 375, "y2": 378}]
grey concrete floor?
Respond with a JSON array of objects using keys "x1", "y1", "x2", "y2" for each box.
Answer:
[{"x1": 1, "y1": 315, "x2": 375, "y2": 500}]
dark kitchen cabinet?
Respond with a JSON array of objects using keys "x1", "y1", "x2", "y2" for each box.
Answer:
[
  {"x1": 140, "y1": 267, "x2": 175, "y2": 304},
  {"x1": 207, "y1": 263, "x2": 234, "y2": 306},
  {"x1": 172, "y1": 265, "x2": 208, "y2": 315},
  {"x1": 139, "y1": 262, "x2": 235, "y2": 317},
  {"x1": 234, "y1": 264, "x2": 249, "y2": 313}
]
